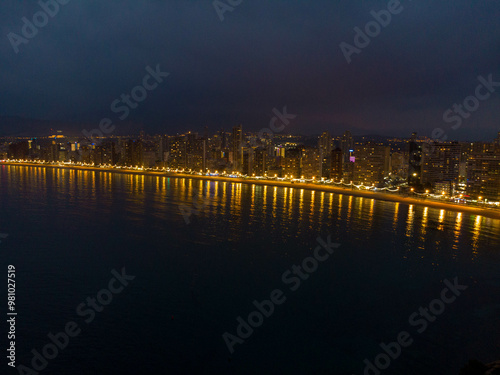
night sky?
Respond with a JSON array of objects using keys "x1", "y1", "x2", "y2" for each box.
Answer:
[{"x1": 1, "y1": 0, "x2": 499, "y2": 140}]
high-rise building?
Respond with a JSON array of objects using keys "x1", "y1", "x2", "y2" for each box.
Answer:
[
  {"x1": 252, "y1": 148, "x2": 267, "y2": 176},
  {"x1": 80, "y1": 145, "x2": 91, "y2": 164},
  {"x1": 390, "y1": 151, "x2": 408, "y2": 179},
  {"x1": 7, "y1": 141, "x2": 29, "y2": 159},
  {"x1": 408, "y1": 132, "x2": 423, "y2": 187},
  {"x1": 466, "y1": 142, "x2": 500, "y2": 200},
  {"x1": 341, "y1": 130, "x2": 354, "y2": 164},
  {"x1": 232, "y1": 125, "x2": 243, "y2": 172},
  {"x1": 123, "y1": 139, "x2": 143, "y2": 167},
  {"x1": 318, "y1": 131, "x2": 332, "y2": 178},
  {"x1": 167, "y1": 135, "x2": 186, "y2": 169},
  {"x1": 301, "y1": 147, "x2": 322, "y2": 179},
  {"x1": 49, "y1": 140, "x2": 60, "y2": 162},
  {"x1": 158, "y1": 135, "x2": 169, "y2": 162},
  {"x1": 421, "y1": 142, "x2": 461, "y2": 191},
  {"x1": 94, "y1": 141, "x2": 117, "y2": 165},
  {"x1": 242, "y1": 150, "x2": 252, "y2": 176},
  {"x1": 185, "y1": 132, "x2": 206, "y2": 171},
  {"x1": 220, "y1": 129, "x2": 227, "y2": 150},
  {"x1": 281, "y1": 147, "x2": 301, "y2": 178},
  {"x1": 353, "y1": 142, "x2": 390, "y2": 185},
  {"x1": 319, "y1": 131, "x2": 332, "y2": 156},
  {"x1": 330, "y1": 148, "x2": 343, "y2": 181}
]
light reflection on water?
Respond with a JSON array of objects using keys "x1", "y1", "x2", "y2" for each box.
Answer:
[{"x1": 3, "y1": 165, "x2": 499, "y2": 261}]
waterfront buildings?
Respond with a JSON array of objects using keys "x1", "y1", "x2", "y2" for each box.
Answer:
[
  {"x1": 353, "y1": 142, "x2": 391, "y2": 185},
  {"x1": 2, "y1": 129, "x2": 499, "y2": 200},
  {"x1": 421, "y1": 142, "x2": 461, "y2": 192},
  {"x1": 232, "y1": 125, "x2": 243, "y2": 172},
  {"x1": 466, "y1": 142, "x2": 500, "y2": 201},
  {"x1": 408, "y1": 132, "x2": 423, "y2": 187}
]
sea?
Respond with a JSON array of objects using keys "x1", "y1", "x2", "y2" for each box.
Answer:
[{"x1": 0, "y1": 165, "x2": 499, "y2": 375}]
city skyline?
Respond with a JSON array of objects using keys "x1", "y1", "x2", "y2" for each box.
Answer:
[{"x1": 3, "y1": 127, "x2": 500, "y2": 202}]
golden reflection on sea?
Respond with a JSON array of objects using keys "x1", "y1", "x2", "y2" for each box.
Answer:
[
  {"x1": 472, "y1": 215, "x2": 482, "y2": 260},
  {"x1": 3, "y1": 165, "x2": 500, "y2": 255},
  {"x1": 452, "y1": 212, "x2": 462, "y2": 257}
]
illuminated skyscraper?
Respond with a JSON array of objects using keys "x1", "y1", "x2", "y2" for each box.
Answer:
[
  {"x1": 281, "y1": 147, "x2": 301, "y2": 178},
  {"x1": 330, "y1": 148, "x2": 343, "y2": 180},
  {"x1": 353, "y1": 142, "x2": 390, "y2": 185},
  {"x1": 341, "y1": 130, "x2": 354, "y2": 164},
  {"x1": 421, "y1": 142, "x2": 460, "y2": 190},
  {"x1": 252, "y1": 148, "x2": 267, "y2": 176},
  {"x1": 301, "y1": 146, "x2": 321, "y2": 179},
  {"x1": 232, "y1": 125, "x2": 243, "y2": 172},
  {"x1": 466, "y1": 142, "x2": 500, "y2": 200},
  {"x1": 167, "y1": 135, "x2": 187, "y2": 169},
  {"x1": 318, "y1": 131, "x2": 332, "y2": 156},
  {"x1": 408, "y1": 132, "x2": 422, "y2": 187}
]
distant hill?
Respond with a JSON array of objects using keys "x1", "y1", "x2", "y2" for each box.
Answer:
[
  {"x1": 0, "y1": 117, "x2": 140, "y2": 137},
  {"x1": 0, "y1": 116, "x2": 81, "y2": 137}
]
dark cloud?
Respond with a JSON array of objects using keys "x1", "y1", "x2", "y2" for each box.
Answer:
[{"x1": 0, "y1": 0, "x2": 499, "y2": 140}]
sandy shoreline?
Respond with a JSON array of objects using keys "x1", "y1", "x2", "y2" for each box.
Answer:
[{"x1": 3, "y1": 162, "x2": 500, "y2": 220}]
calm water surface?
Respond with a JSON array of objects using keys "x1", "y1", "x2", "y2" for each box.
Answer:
[{"x1": 0, "y1": 165, "x2": 499, "y2": 374}]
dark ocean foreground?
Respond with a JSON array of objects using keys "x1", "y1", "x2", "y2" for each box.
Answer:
[{"x1": 1, "y1": 166, "x2": 499, "y2": 374}]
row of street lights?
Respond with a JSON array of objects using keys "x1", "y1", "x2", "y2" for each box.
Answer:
[{"x1": 2, "y1": 159, "x2": 496, "y2": 205}]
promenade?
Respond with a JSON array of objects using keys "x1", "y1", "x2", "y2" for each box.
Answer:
[{"x1": 3, "y1": 161, "x2": 500, "y2": 220}]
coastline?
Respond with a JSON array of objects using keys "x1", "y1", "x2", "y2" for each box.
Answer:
[{"x1": 2, "y1": 161, "x2": 500, "y2": 220}]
